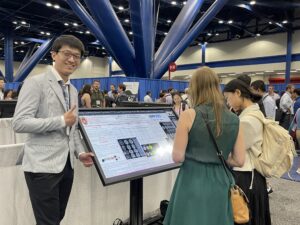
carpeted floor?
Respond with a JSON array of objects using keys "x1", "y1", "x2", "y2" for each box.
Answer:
[
  {"x1": 147, "y1": 177, "x2": 300, "y2": 225},
  {"x1": 269, "y1": 177, "x2": 300, "y2": 225}
]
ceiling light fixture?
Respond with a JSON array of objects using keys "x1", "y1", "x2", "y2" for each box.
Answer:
[
  {"x1": 21, "y1": 21, "x2": 26, "y2": 24},
  {"x1": 282, "y1": 20, "x2": 288, "y2": 24},
  {"x1": 129, "y1": 31, "x2": 133, "y2": 35},
  {"x1": 118, "y1": 6, "x2": 124, "y2": 10},
  {"x1": 73, "y1": 23, "x2": 78, "y2": 26},
  {"x1": 46, "y1": 3, "x2": 52, "y2": 7},
  {"x1": 54, "y1": 4, "x2": 60, "y2": 9},
  {"x1": 218, "y1": 20, "x2": 224, "y2": 24},
  {"x1": 227, "y1": 20, "x2": 233, "y2": 24},
  {"x1": 164, "y1": 32, "x2": 168, "y2": 36},
  {"x1": 46, "y1": 32, "x2": 51, "y2": 36},
  {"x1": 12, "y1": 21, "x2": 17, "y2": 24},
  {"x1": 64, "y1": 23, "x2": 69, "y2": 26},
  {"x1": 40, "y1": 31, "x2": 45, "y2": 34},
  {"x1": 171, "y1": 1, "x2": 177, "y2": 5},
  {"x1": 249, "y1": 1, "x2": 256, "y2": 5},
  {"x1": 85, "y1": 31, "x2": 90, "y2": 34},
  {"x1": 183, "y1": 1, "x2": 187, "y2": 5},
  {"x1": 215, "y1": 33, "x2": 220, "y2": 36},
  {"x1": 256, "y1": 33, "x2": 261, "y2": 37},
  {"x1": 124, "y1": 19, "x2": 130, "y2": 23},
  {"x1": 269, "y1": 21, "x2": 272, "y2": 24},
  {"x1": 167, "y1": 20, "x2": 172, "y2": 23}
]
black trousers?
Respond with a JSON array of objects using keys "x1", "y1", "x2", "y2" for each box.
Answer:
[
  {"x1": 280, "y1": 113, "x2": 291, "y2": 130},
  {"x1": 24, "y1": 156, "x2": 74, "y2": 225}
]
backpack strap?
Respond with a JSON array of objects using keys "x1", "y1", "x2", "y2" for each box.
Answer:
[
  {"x1": 262, "y1": 94, "x2": 269, "y2": 101},
  {"x1": 247, "y1": 110, "x2": 267, "y2": 125},
  {"x1": 199, "y1": 110, "x2": 235, "y2": 186}
]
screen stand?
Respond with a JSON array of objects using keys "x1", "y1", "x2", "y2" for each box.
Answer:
[{"x1": 130, "y1": 178, "x2": 143, "y2": 225}]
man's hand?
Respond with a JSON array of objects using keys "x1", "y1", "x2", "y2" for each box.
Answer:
[
  {"x1": 64, "y1": 105, "x2": 77, "y2": 126},
  {"x1": 79, "y1": 152, "x2": 94, "y2": 167}
]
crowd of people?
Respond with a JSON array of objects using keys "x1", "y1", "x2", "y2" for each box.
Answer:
[
  {"x1": 3, "y1": 34, "x2": 299, "y2": 225},
  {"x1": 164, "y1": 69, "x2": 300, "y2": 225},
  {"x1": 78, "y1": 81, "x2": 135, "y2": 108},
  {"x1": 76, "y1": 79, "x2": 192, "y2": 117}
]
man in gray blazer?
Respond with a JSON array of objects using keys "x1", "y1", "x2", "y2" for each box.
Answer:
[{"x1": 13, "y1": 35, "x2": 94, "y2": 225}]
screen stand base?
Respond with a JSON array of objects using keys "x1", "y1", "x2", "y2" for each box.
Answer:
[{"x1": 130, "y1": 178, "x2": 143, "y2": 225}]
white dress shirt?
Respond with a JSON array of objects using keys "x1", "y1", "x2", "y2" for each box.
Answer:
[
  {"x1": 262, "y1": 93, "x2": 276, "y2": 120},
  {"x1": 51, "y1": 67, "x2": 71, "y2": 128},
  {"x1": 143, "y1": 95, "x2": 153, "y2": 103},
  {"x1": 280, "y1": 92, "x2": 293, "y2": 114}
]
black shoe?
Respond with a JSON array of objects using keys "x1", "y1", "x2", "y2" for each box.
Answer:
[{"x1": 267, "y1": 187, "x2": 273, "y2": 194}]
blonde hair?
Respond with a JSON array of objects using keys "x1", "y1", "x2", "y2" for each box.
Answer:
[{"x1": 189, "y1": 66, "x2": 224, "y2": 136}]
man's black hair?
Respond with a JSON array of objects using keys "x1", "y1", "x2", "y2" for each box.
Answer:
[
  {"x1": 251, "y1": 80, "x2": 266, "y2": 92},
  {"x1": 52, "y1": 35, "x2": 85, "y2": 56}
]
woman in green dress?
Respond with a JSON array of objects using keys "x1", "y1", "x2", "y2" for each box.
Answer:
[{"x1": 163, "y1": 67, "x2": 246, "y2": 225}]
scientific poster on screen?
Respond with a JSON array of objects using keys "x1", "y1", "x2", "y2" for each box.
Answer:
[{"x1": 79, "y1": 110, "x2": 178, "y2": 181}]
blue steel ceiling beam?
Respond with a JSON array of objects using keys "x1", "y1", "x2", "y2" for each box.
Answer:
[
  {"x1": 154, "y1": 0, "x2": 228, "y2": 79},
  {"x1": 65, "y1": 0, "x2": 120, "y2": 66},
  {"x1": 14, "y1": 37, "x2": 46, "y2": 44},
  {"x1": 154, "y1": 0, "x2": 205, "y2": 72},
  {"x1": 231, "y1": 1, "x2": 289, "y2": 32},
  {"x1": 153, "y1": 0, "x2": 160, "y2": 45},
  {"x1": 4, "y1": 29, "x2": 14, "y2": 82},
  {"x1": 129, "y1": 0, "x2": 156, "y2": 78},
  {"x1": 15, "y1": 43, "x2": 36, "y2": 76},
  {"x1": 83, "y1": 0, "x2": 136, "y2": 77},
  {"x1": 14, "y1": 37, "x2": 54, "y2": 82}
]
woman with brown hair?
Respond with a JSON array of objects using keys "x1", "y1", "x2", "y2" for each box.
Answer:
[{"x1": 163, "y1": 67, "x2": 245, "y2": 225}]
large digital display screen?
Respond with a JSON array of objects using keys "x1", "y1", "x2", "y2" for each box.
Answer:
[{"x1": 78, "y1": 108, "x2": 180, "y2": 186}]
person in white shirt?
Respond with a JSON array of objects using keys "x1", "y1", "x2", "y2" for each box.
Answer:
[
  {"x1": 108, "y1": 84, "x2": 115, "y2": 98},
  {"x1": 165, "y1": 88, "x2": 174, "y2": 104},
  {"x1": 268, "y1": 85, "x2": 280, "y2": 102},
  {"x1": 223, "y1": 75, "x2": 271, "y2": 225},
  {"x1": 143, "y1": 91, "x2": 153, "y2": 103},
  {"x1": 251, "y1": 80, "x2": 276, "y2": 120},
  {"x1": 0, "y1": 77, "x2": 5, "y2": 100},
  {"x1": 279, "y1": 84, "x2": 295, "y2": 129},
  {"x1": 181, "y1": 87, "x2": 191, "y2": 107}
]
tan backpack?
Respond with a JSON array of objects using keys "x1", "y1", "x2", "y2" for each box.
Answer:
[{"x1": 248, "y1": 111, "x2": 297, "y2": 178}]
